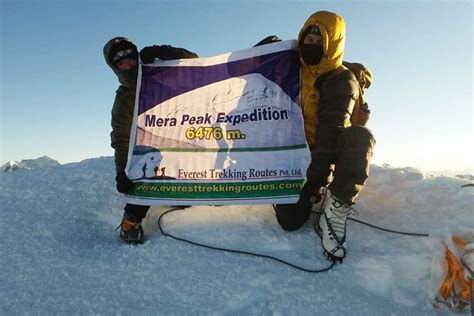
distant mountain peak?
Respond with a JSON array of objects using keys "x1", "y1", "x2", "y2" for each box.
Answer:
[{"x1": 2, "y1": 156, "x2": 61, "y2": 172}]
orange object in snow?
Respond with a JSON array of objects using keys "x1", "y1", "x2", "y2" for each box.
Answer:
[
  {"x1": 452, "y1": 235, "x2": 469, "y2": 251},
  {"x1": 436, "y1": 238, "x2": 472, "y2": 312}
]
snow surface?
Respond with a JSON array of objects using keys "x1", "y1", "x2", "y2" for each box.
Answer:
[{"x1": 0, "y1": 157, "x2": 473, "y2": 315}]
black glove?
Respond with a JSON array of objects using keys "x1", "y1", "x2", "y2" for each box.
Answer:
[
  {"x1": 140, "y1": 45, "x2": 198, "y2": 63},
  {"x1": 253, "y1": 35, "x2": 281, "y2": 47},
  {"x1": 139, "y1": 46, "x2": 165, "y2": 64},
  {"x1": 115, "y1": 171, "x2": 133, "y2": 194}
]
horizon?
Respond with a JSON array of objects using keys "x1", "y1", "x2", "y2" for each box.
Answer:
[
  {"x1": 1, "y1": 0, "x2": 472, "y2": 172},
  {"x1": 3, "y1": 155, "x2": 474, "y2": 176}
]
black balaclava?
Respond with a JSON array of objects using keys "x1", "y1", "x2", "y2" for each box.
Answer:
[
  {"x1": 299, "y1": 25, "x2": 324, "y2": 65},
  {"x1": 121, "y1": 66, "x2": 138, "y2": 88},
  {"x1": 300, "y1": 44, "x2": 324, "y2": 65},
  {"x1": 109, "y1": 40, "x2": 139, "y2": 88}
]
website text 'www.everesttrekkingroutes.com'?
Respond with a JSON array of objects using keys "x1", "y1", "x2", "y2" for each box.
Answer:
[{"x1": 132, "y1": 181, "x2": 303, "y2": 198}]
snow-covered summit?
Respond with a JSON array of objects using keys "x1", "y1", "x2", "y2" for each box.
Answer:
[
  {"x1": 1, "y1": 160, "x2": 23, "y2": 172},
  {"x1": 0, "y1": 156, "x2": 472, "y2": 314},
  {"x1": 1, "y1": 155, "x2": 60, "y2": 172}
]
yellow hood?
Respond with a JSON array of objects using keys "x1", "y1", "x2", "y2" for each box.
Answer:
[
  {"x1": 297, "y1": 11, "x2": 346, "y2": 148},
  {"x1": 297, "y1": 10, "x2": 345, "y2": 75}
]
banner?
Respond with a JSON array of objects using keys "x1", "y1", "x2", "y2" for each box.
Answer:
[{"x1": 125, "y1": 40, "x2": 310, "y2": 205}]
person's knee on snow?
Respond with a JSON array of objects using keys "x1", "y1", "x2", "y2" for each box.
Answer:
[{"x1": 274, "y1": 204, "x2": 310, "y2": 231}]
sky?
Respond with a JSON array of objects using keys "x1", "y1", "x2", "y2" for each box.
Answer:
[{"x1": 1, "y1": 0, "x2": 472, "y2": 172}]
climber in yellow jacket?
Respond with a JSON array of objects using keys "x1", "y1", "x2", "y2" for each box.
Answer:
[{"x1": 275, "y1": 11, "x2": 376, "y2": 262}]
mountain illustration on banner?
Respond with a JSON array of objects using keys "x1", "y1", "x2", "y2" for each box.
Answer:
[{"x1": 135, "y1": 73, "x2": 304, "y2": 151}]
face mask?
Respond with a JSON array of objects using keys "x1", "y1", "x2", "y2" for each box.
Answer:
[
  {"x1": 119, "y1": 66, "x2": 138, "y2": 88},
  {"x1": 123, "y1": 66, "x2": 138, "y2": 77},
  {"x1": 300, "y1": 44, "x2": 324, "y2": 65}
]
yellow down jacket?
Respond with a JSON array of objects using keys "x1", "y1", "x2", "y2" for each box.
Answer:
[{"x1": 297, "y1": 11, "x2": 360, "y2": 149}]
